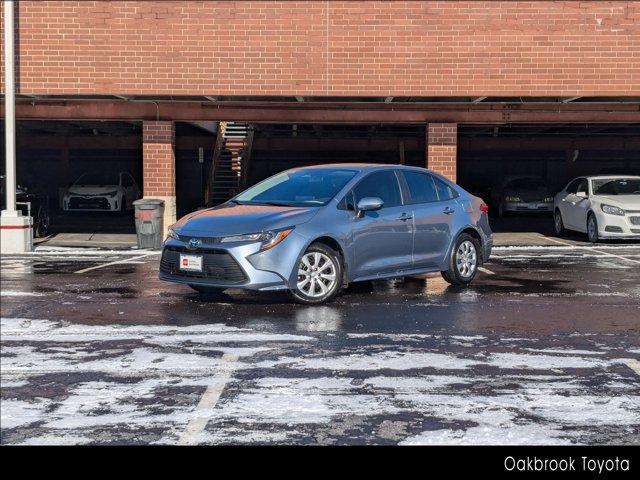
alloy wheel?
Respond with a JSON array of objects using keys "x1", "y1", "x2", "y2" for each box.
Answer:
[
  {"x1": 554, "y1": 213, "x2": 562, "y2": 234},
  {"x1": 297, "y1": 252, "x2": 337, "y2": 298},
  {"x1": 588, "y1": 216, "x2": 598, "y2": 242},
  {"x1": 456, "y1": 240, "x2": 477, "y2": 278}
]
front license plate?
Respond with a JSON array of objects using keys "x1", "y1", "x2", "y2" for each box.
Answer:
[{"x1": 179, "y1": 254, "x2": 203, "y2": 272}]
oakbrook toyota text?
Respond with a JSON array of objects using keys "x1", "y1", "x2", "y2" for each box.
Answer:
[{"x1": 504, "y1": 456, "x2": 631, "y2": 474}]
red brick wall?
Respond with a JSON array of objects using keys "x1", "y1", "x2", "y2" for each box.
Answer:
[
  {"x1": 142, "y1": 121, "x2": 175, "y2": 197},
  {"x1": 1, "y1": 1, "x2": 638, "y2": 96},
  {"x1": 427, "y1": 123, "x2": 457, "y2": 182}
]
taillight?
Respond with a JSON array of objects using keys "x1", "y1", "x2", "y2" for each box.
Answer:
[{"x1": 480, "y1": 203, "x2": 489, "y2": 214}]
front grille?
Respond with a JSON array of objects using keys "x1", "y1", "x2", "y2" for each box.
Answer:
[
  {"x1": 631, "y1": 229, "x2": 640, "y2": 234},
  {"x1": 178, "y1": 235, "x2": 221, "y2": 244},
  {"x1": 629, "y1": 216, "x2": 640, "y2": 226},
  {"x1": 160, "y1": 246, "x2": 247, "y2": 284},
  {"x1": 68, "y1": 196, "x2": 111, "y2": 210}
]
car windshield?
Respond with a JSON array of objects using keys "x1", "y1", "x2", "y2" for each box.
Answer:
[
  {"x1": 234, "y1": 168, "x2": 357, "y2": 206},
  {"x1": 592, "y1": 178, "x2": 640, "y2": 195},
  {"x1": 74, "y1": 173, "x2": 120, "y2": 186},
  {"x1": 505, "y1": 178, "x2": 546, "y2": 190}
]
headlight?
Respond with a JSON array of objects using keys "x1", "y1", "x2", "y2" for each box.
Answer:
[
  {"x1": 601, "y1": 204, "x2": 625, "y2": 216},
  {"x1": 221, "y1": 227, "x2": 294, "y2": 251},
  {"x1": 544, "y1": 197, "x2": 554, "y2": 203},
  {"x1": 166, "y1": 227, "x2": 179, "y2": 240},
  {"x1": 505, "y1": 196, "x2": 521, "y2": 202}
]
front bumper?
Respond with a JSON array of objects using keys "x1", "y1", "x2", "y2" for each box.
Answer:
[
  {"x1": 158, "y1": 234, "x2": 306, "y2": 291},
  {"x1": 64, "y1": 195, "x2": 119, "y2": 211},
  {"x1": 598, "y1": 213, "x2": 640, "y2": 239},
  {"x1": 503, "y1": 201, "x2": 553, "y2": 213}
]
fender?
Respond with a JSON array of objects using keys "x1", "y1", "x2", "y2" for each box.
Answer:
[
  {"x1": 441, "y1": 224, "x2": 487, "y2": 270},
  {"x1": 286, "y1": 233, "x2": 350, "y2": 288}
]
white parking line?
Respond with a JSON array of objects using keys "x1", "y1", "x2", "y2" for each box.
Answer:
[
  {"x1": 621, "y1": 358, "x2": 640, "y2": 376},
  {"x1": 178, "y1": 353, "x2": 239, "y2": 445},
  {"x1": 478, "y1": 266, "x2": 495, "y2": 275},
  {"x1": 543, "y1": 237, "x2": 640, "y2": 265},
  {"x1": 73, "y1": 253, "x2": 158, "y2": 274}
]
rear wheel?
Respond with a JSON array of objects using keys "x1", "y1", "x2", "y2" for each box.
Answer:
[
  {"x1": 587, "y1": 213, "x2": 599, "y2": 243},
  {"x1": 554, "y1": 210, "x2": 567, "y2": 237},
  {"x1": 441, "y1": 233, "x2": 480, "y2": 286},
  {"x1": 188, "y1": 284, "x2": 226, "y2": 295},
  {"x1": 290, "y1": 243, "x2": 343, "y2": 305}
]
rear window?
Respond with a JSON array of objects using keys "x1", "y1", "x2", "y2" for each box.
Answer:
[
  {"x1": 433, "y1": 176, "x2": 458, "y2": 201},
  {"x1": 402, "y1": 171, "x2": 439, "y2": 204}
]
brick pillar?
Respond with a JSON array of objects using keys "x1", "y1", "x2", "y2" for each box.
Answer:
[
  {"x1": 143, "y1": 121, "x2": 176, "y2": 234},
  {"x1": 426, "y1": 123, "x2": 457, "y2": 182}
]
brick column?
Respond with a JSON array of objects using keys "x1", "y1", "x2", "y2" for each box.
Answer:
[
  {"x1": 143, "y1": 121, "x2": 176, "y2": 234},
  {"x1": 426, "y1": 123, "x2": 457, "y2": 182}
]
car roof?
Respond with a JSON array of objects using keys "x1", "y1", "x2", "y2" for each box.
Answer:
[
  {"x1": 585, "y1": 175, "x2": 640, "y2": 180},
  {"x1": 287, "y1": 163, "x2": 433, "y2": 173}
]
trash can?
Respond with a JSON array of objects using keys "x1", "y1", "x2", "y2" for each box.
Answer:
[{"x1": 133, "y1": 198, "x2": 165, "y2": 249}]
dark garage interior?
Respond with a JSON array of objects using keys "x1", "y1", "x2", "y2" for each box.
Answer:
[{"x1": 1, "y1": 120, "x2": 639, "y2": 239}]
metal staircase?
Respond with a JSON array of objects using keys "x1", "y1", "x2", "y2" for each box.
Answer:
[{"x1": 205, "y1": 122, "x2": 254, "y2": 207}]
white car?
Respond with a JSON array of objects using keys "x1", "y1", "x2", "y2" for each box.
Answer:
[
  {"x1": 553, "y1": 175, "x2": 640, "y2": 243},
  {"x1": 63, "y1": 172, "x2": 140, "y2": 212}
]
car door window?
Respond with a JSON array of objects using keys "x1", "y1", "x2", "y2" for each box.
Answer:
[
  {"x1": 353, "y1": 171, "x2": 402, "y2": 208},
  {"x1": 565, "y1": 179, "x2": 582, "y2": 194},
  {"x1": 432, "y1": 176, "x2": 457, "y2": 201},
  {"x1": 337, "y1": 190, "x2": 355, "y2": 211},
  {"x1": 402, "y1": 171, "x2": 439, "y2": 204},
  {"x1": 576, "y1": 179, "x2": 588, "y2": 196}
]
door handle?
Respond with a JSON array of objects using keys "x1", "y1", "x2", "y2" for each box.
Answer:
[
  {"x1": 443, "y1": 207, "x2": 455, "y2": 215},
  {"x1": 397, "y1": 213, "x2": 413, "y2": 221}
]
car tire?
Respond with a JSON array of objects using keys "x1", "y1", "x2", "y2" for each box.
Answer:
[
  {"x1": 290, "y1": 242, "x2": 343, "y2": 305},
  {"x1": 120, "y1": 197, "x2": 127, "y2": 214},
  {"x1": 188, "y1": 284, "x2": 226, "y2": 295},
  {"x1": 554, "y1": 210, "x2": 567, "y2": 237},
  {"x1": 34, "y1": 206, "x2": 50, "y2": 238},
  {"x1": 498, "y1": 203, "x2": 505, "y2": 218},
  {"x1": 441, "y1": 233, "x2": 481, "y2": 286},
  {"x1": 587, "y1": 213, "x2": 599, "y2": 243}
]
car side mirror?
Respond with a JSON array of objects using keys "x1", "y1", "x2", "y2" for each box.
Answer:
[
  {"x1": 356, "y1": 197, "x2": 384, "y2": 217},
  {"x1": 576, "y1": 191, "x2": 587, "y2": 198}
]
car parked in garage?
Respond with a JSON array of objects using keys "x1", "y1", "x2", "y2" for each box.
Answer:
[
  {"x1": 554, "y1": 175, "x2": 640, "y2": 243},
  {"x1": 493, "y1": 175, "x2": 554, "y2": 217},
  {"x1": 62, "y1": 172, "x2": 140, "y2": 212},
  {"x1": 0, "y1": 175, "x2": 51, "y2": 238},
  {"x1": 160, "y1": 164, "x2": 493, "y2": 304}
]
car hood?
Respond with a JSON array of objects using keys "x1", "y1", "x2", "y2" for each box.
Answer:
[
  {"x1": 172, "y1": 203, "x2": 321, "y2": 236},
  {"x1": 68, "y1": 185, "x2": 120, "y2": 195},
  {"x1": 594, "y1": 195, "x2": 640, "y2": 209}
]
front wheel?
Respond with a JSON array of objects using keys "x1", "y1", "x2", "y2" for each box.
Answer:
[
  {"x1": 587, "y1": 213, "x2": 599, "y2": 243},
  {"x1": 441, "y1": 233, "x2": 481, "y2": 286},
  {"x1": 33, "y1": 206, "x2": 50, "y2": 238},
  {"x1": 290, "y1": 243, "x2": 343, "y2": 305}
]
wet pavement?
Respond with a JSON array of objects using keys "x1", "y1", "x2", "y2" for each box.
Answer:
[{"x1": 1, "y1": 244, "x2": 639, "y2": 445}]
